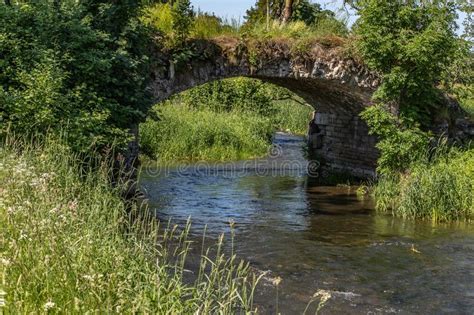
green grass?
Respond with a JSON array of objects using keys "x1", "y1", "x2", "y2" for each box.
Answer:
[
  {"x1": 271, "y1": 100, "x2": 313, "y2": 135},
  {"x1": 141, "y1": 103, "x2": 274, "y2": 163},
  {"x1": 374, "y1": 147, "x2": 474, "y2": 222},
  {"x1": 243, "y1": 18, "x2": 347, "y2": 41},
  {"x1": 0, "y1": 135, "x2": 260, "y2": 313}
]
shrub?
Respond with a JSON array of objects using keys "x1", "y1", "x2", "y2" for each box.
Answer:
[
  {"x1": 360, "y1": 105, "x2": 430, "y2": 176},
  {"x1": 354, "y1": 0, "x2": 459, "y2": 123},
  {"x1": 0, "y1": 1, "x2": 151, "y2": 154}
]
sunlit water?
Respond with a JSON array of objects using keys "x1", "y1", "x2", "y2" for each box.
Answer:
[{"x1": 140, "y1": 132, "x2": 474, "y2": 314}]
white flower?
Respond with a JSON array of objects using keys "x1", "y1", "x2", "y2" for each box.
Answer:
[
  {"x1": 272, "y1": 276, "x2": 282, "y2": 286},
  {"x1": 0, "y1": 258, "x2": 11, "y2": 266},
  {"x1": 44, "y1": 301, "x2": 55, "y2": 311},
  {"x1": 313, "y1": 289, "x2": 332, "y2": 304},
  {"x1": 0, "y1": 290, "x2": 6, "y2": 308},
  {"x1": 49, "y1": 206, "x2": 61, "y2": 214},
  {"x1": 68, "y1": 200, "x2": 78, "y2": 211},
  {"x1": 19, "y1": 232, "x2": 30, "y2": 241}
]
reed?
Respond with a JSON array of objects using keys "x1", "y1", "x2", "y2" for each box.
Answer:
[
  {"x1": 0, "y1": 135, "x2": 259, "y2": 313},
  {"x1": 374, "y1": 146, "x2": 474, "y2": 222}
]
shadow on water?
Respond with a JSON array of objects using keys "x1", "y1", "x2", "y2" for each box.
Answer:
[{"x1": 140, "y1": 132, "x2": 474, "y2": 314}]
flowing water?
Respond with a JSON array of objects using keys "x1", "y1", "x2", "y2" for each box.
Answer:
[{"x1": 140, "y1": 132, "x2": 474, "y2": 314}]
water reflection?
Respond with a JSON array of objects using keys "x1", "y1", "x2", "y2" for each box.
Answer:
[{"x1": 140, "y1": 133, "x2": 474, "y2": 314}]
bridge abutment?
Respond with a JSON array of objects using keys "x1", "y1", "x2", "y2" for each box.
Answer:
[{"x1": 308, "y1": 112, "x2": 378, "y2": 178}]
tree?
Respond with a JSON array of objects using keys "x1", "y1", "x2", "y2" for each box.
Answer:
[
  {"x1": 355, "y1": 0, "x2": 459, "y2": 122},
  {"x1": 0, "y1": 1, "x2": 151, "y2": 154},
  {"x1": 281, "y1": 0, "x2": 294, "y2": 23},
  {"x1": 355, "y1": 0, "x2": 464, "y2": 174},
  {"x1": 171, "y1": 0, "x2": 193, "y2": 46},
  {"x1": 245, "y1": 0, "x2": 338, "y2": 27}
]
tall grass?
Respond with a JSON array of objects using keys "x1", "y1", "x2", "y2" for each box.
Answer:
[
  {"x1": 192, "y1": 12, "x2": 240, "y2": 39},
  {"x1": 141, "y1": 103, "x2": 274, "y2": 163},
  {"x1": 243, "y1": 18, "x2": 347, "y2": 41},
  {"x1": 0, "y1": 135, "x2": 259, "y2": 313},
  {"x1": 374, "y1": 146, "x2": 474, "y2": 222},
  {"x1": 272, "y1": 100, "x2": 313, "y2": 135}
]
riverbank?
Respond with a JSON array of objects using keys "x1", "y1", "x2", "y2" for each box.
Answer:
[
  {"x1": 0, "y1": 137, "x2": 258, "y2": 313},
  {"x1": 373, "y1": 146, "x2": 474, "y2": 222}
]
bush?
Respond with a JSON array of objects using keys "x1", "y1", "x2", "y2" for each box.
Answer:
[
  {"x1": 354, "y1": 0, "x2": 459, "y2": 123},
  {"x1": 0, "y1": 1, "x2": 151, "y2": 154},
  {"x1": 181, "y1": 78, "x2": 275, "y2": 115},
  {"x1": 360, "y1": 105, "x2": 430, "y2": 175}
]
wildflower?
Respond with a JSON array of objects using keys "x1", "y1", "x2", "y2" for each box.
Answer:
[
  {"x1": 44, "y1": 300, "x2": 55, "y2": 311},
  {"x1": 313, "y1": 289, "x2": 332, "y2": 304},
  {"x1": 19, "y1": 231, "x2": 30, "y2": 241},
  {"x1": 0, "y1": 258, "x2": 11, "y2": 266},
  {"x1": 68, "y1": 200, "x2": 78, "y2": 211},
  {"x1": 49, "y1": 205, "x2": 61, "y2": 214},
  {"x1": 272, "y1": 276, "x2": 282, "y2": 287},
  {"x1": 0, "y1": 290, "x2": 6, "y2": 308}
]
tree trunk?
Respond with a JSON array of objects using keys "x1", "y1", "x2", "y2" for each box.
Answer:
[
  {"x1": 4, "y1": 0, "x2": 11, "y2": 5},
  {"x1": 281, "y1": 0, "x2": 293, "y2": 24}
]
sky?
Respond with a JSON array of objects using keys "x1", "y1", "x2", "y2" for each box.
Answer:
[{"x1": 192, "y1": 0, "x2": 467, "y2": 34}]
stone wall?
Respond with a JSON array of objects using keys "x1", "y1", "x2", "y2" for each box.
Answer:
[{"x1": 308, "y1": 113, "x2": 378, "y2": 177}]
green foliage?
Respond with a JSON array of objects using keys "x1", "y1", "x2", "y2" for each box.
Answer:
[
  {"x1": 171, "y1": 0, "x2": 193, "y2": 46},
  {"x1": 354, "y1": 0, "x2": 459, "y2": 122},
  {"x1": 179, "y1": 77, "x2": 312, "y2": 133},
  {"x1": 361, "y1": 105, "x2": 430, "y2": 175},
  {"x1": 0, "y1": 135, "x2": 259, "y2": 313},
  {"x1": 244, "y1": 0, "x2": 340, "y2": 27},
  {"x1": 140, "y1": 78, "x2": 313, "y2": 162},
  {"x1": 140, "y1": 103, "x2": 274, "y2": 162},
  {"x1": 272, "y1": 100, "x2": 313, "y2": 135},
  {"x1": 192, "y1": 12, "x2": 240, "y2": 39},
  {"x1": 141, "y1": 3, "x2": 174, "y2": 38},
  {"x1": 442, "y1": 39, "x2": 473, "y2": 117},
  {"x1": 141, "y1": 0, "x2": 193, "y2": 47},
  {"x1": 0, "y1": 1, "x2": 151, "y2": 154},
  {"x1": 374, "y1": 147, "x2": 474, "y2": 222},
  {"x1": 181, "y1": 78, "x2": 274, "y2": 115}
]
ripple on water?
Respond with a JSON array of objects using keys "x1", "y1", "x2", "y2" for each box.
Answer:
[{"x1": 140, "y1": 133, "x2": 474, "y2": 314}]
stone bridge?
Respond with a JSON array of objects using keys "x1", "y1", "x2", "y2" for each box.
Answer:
[{"x1": 146, "y1": 38, "x2": 381, "y2": 177}]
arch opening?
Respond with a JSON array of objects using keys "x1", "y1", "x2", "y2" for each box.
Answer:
[{"x1": 145, "y1": 42, "x2": 379, "y2": 177}]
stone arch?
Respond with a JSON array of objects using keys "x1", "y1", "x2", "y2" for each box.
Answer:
[{"x1": 146, "y1": 39, "x2": 380, "y2": 177}]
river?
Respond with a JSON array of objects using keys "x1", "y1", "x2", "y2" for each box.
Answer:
[{"x1": 140, "y1": 132, "x2": 474, "y2": 314}]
